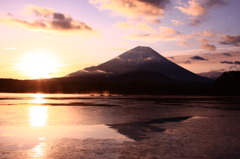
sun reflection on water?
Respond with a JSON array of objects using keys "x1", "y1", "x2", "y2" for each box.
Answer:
[
  {"x1": 29, "y1": 142, "x2": 46, "y2": 158},
  {"x1": 31, "y1": 94, "x2": 47, "y2": 104},
  {"x1": 29, "y1": 94, "x2": 48, "y2": 127},
  {"x1": 30, "y1": 106, "x2": 48, "y2": 127},
  {"x1": 28, "y1": 94, "x2": 48, "y2": 157}
]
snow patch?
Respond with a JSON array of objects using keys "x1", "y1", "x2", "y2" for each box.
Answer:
[{"x1": 144, "y1": 57, "x2": 153, "y2": 61}]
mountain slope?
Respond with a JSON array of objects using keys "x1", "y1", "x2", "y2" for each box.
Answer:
[
  {"x1": 69, "y1": 46, "x2": 210, "y2": 83},
  {"x1": 109, "y1": 70, "x2": 175, "y2": 84}
]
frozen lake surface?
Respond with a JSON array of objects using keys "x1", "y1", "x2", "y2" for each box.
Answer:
[{"x1": 0, "y1": 93, "x2": 240, "y2": 159}]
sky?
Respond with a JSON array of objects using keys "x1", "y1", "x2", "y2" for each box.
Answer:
[{"x1": 0, "y1": 0, "x2": 240, "y2": 79}]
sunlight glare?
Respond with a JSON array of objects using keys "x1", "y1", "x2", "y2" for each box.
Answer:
[
  {"x1": 18, "y1": 50, "x2": 60, "y2": 79},
  {"x1": 29, "y1": 106, "x2": 48, "y2": 127},
  {"x1": 30, "y1": 142, "x2": 46, "y2": 158},
  {"x1": 31, "y1": 94, "x2": 47, "y2": 104}
]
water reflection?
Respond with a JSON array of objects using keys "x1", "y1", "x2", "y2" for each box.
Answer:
[
  {"x1": 29, "y1": 142, "x2": 46, "y2": 158},
  {"x1": 108, "y1": 116, "x2": 192, "y2": 141},
  {"x1": 1, "y1": 93, "x2": 240, "y2": 158},
  {"x1": 0, "y1": 93, "x2": 131, "y2": 153},
  {"x1": 29, "y1": 94, "x2": 48, "y2": 127},
  {"x1": 31, "y1": 94, "x2": 47, "y2": 104},
  {"x1": 29, "y1": 106, "x2": 48, "y2": 127}
]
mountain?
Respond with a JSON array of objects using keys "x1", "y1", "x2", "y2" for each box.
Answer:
[
  {"x1": 212, "y1": 71, "x2": 240, "y2": 95},
  {"x1": 69, "y1": 46, "x2": 210, "y2": 83},
  {"x1": 198, "y1": 71, "x2": 224, "y2": 80}
]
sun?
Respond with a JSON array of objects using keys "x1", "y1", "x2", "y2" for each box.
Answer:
[{"x1": 18, "y1": 50, "x2": 60, "y2": 79}]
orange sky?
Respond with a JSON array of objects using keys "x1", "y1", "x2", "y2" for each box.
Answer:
[{"x1": 0, "y1": 0, "x2": 239, "y2": 79}]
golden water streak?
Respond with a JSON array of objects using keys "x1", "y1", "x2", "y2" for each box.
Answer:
[{"x1": 29, "y1": 94, "x2": 48, "y2": 127}]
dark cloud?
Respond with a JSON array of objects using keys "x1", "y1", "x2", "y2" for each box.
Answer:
[
  {"x1": 222, "y1": 53, "x2": 232, "y2": 57},
  {"x1": 234, "y1": 61, "x2": 240, "y2": 65},
  {"x1": 221, "y1": 61, "x2": 240, "y2": 65},
  {"x1": 53, "y1": 13, "x2": 66, "y2": 20},
  {"x1": 204, "y1": 0, "x2": 228, "y2": 8},
  {"x1": 220, "y1": 35, "x2": 240, "y2": 46},
  {"x1": 200, "y1": 43, "x2": 216, "y2": 51},
  {"x1": 0, "y1": 5, "x2": 94, "y2": 34},
  {"x1": 190, "y1": 56, "x2": 208, "y2": 61},
  {"x1": 184, "y1": 60, "x2": 192, "y2": 64},
  {"x1": 220, "y1": 61, "x2": 234, "y2": 64},
  {"x1": 51, "y1": 13, "x2": 92, "y2": 31},
  {"x1": 139, "y1": 0, "x2": 170, "y2": 9},
  {"x1": 152, "y1": 19, "x2": 161, "y2": 24},
  {"x1": 190, "y1": 17, "x2": 204, "y2": 26}
]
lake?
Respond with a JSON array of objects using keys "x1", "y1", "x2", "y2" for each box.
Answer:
[{"x1": 0, "y1": 93, "x2": 240, "y2": 159}]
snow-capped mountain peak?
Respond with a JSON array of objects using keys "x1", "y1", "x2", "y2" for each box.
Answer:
[{"x1": 69, "y1": 46, "x2": 209, "y2": 82}]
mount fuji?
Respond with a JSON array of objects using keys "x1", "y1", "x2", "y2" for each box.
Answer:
[
  {"x1": 69, "y1": 46, "x2": 209, "y2": 83},
  {"x1": 0, "y1": 46, "x2": 213, "y2": 94}
]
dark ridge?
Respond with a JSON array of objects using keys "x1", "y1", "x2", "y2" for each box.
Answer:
[{"x1": 212, "y1": 71, "x2": 240, "y2": 95}]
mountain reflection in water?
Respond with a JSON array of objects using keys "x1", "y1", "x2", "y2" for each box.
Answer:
[{"x1": 108, "y1": 116, "x2": 192, "y2": 141}]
